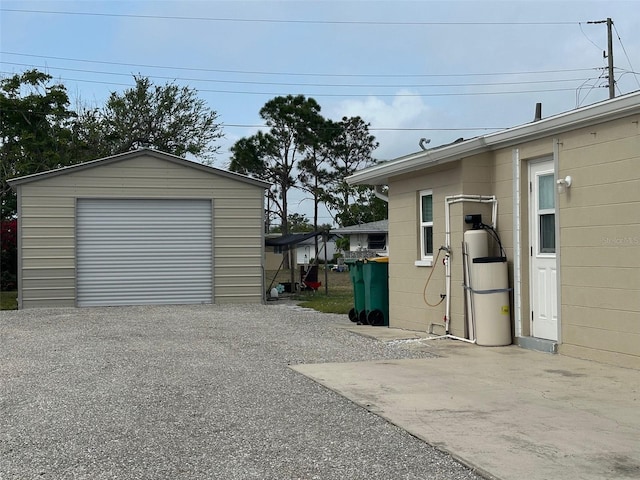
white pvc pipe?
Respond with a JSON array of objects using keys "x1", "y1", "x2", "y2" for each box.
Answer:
[
  {"x1": 442, "y1": 194, "x2": 498, "y2": 337},
  {"x1": 512, "y1": 148, "x2": 522, "y2": 338}
]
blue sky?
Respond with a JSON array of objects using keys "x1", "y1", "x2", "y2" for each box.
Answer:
[{"x1": 1, "y1": 1, "x2": 639, "y2": 224}]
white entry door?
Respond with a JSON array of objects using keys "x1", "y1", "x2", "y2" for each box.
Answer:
[{"x1": 529, "y1": 160, "x2": 558, "y2": 340}]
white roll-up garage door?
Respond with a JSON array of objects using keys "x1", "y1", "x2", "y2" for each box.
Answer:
[{"x1": 77, "y1": 198, "x2": 213, "y2": 306}]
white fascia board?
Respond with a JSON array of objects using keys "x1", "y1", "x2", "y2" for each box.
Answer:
[
  {"x1": 348, "y1": 91, "x2": 640, "y2": 186},
  {"x1": 347, "y1": 139, "x2": 484, "y2": 186}
]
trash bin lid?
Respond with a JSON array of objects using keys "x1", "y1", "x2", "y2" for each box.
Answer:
[{"x1": 365, "y1": 257, "x2": 389, "y2": 263}]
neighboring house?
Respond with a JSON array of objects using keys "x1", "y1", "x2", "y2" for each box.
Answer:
[
  {"x1": 331, "y1": 219, "x2": 389, "y2": 259},
  {"x1": 347, "y1": 92, "x2": 640, "y2": 368},
  {"x1": 264, "y1": 232, "x2": 337, "y2": 269},
  {"x1": 8, "y1": 148, "x2": 270, "y2": 308},
  {"x1": 294, "y1": 234, "x2": 338, "y2": 265},
  {"x1": 264, "y1": 238, "x2": 285, "y2": 271}
]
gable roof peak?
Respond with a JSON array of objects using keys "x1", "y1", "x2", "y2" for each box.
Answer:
[{"x1": 8, "y1": 148, "x2": 271, "y2": 189}]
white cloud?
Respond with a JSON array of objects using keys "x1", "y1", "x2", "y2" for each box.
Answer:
[{"x1": 326, "y1": 91, "x2": 438, "y2": 160}]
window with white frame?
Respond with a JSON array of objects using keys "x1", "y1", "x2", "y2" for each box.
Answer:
[{"x1": 417, "y1": 190, "x2": 433, "y2": 265}]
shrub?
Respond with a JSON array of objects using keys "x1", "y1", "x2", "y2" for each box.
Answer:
[{"x1": 1, "y1": 219, "x2": 17, "y2": 291}]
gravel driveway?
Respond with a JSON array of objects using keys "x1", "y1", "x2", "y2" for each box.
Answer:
[{"x1": 1, "y1": 303, "x2": 484, "y2": 480}]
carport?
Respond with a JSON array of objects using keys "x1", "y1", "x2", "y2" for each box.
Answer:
[{"x1": 265, "y1": 231, "x2": 333, "y2": 294}]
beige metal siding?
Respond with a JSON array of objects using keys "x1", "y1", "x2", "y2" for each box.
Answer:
[{"x1": 16, "y1": 153, "x2": 265, "y2": 307}]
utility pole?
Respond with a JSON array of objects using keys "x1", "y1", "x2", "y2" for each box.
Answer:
[
  {"x1": 588, "y1": 18, "x2": 615, "y2": 99},
  {"x1": 607, "y1": 18, "x2": 614, "y2": 99}
]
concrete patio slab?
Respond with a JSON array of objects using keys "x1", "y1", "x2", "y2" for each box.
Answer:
[{"x1": 293, "y1": 333, "x2": 640, "y2": 480}]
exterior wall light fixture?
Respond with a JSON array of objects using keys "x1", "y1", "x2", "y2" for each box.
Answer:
[{"x1": 556, "y1": 175, "x2": 572, "y2": 194}]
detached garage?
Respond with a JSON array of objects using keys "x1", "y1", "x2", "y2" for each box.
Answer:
[{"x1": 8, "y1": 149, "x2": 270, "y2": 308}]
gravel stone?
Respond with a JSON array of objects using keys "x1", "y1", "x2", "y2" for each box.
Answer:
[{"x1": 0, "y1": 303, "x2": 485, "y2": 479}]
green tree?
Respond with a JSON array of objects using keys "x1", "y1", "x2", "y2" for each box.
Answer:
[
  {"x1": 1, "y1": 71, "x2": 226, "y2": 219},
  {"x1": 0, "y1": 70, "x2": 78, "y2": 219},
  {"x1": 323, "y1": 116, "x2": 382, "y2": 227},
  {"x1": 287, "y1": 213, "x2": 314, "y2": 232},
  {"x1": 230, "y1": 95, "x2": 324, "y2": 286},
  {"x1": 335, "y1": 236, "x2": 350, "y2": 253},
  {"x1": 99, "y1": 76, "x2": 223, "y2": 162},
  {"x1": 68, "y1": 107, "x2": 114, "y2": 161},
  {"x1": 230, "y1": 94, "x2": 323, "y2": 236},
  {"x1": 335, "y1": 188, "x2": 388, "y2": 227},
  {"x1": 229, "y1": 132, "x2": 278, "y2": 229},
  {"x1": 298, "y1": 120, "x2": 340, "y2": 225},
  {"x1": 298, "y1": 117, "x2": 338, "y2": 258},
  {"x1": 269, "y1": 213, "x2": 314, "y2": 233}
]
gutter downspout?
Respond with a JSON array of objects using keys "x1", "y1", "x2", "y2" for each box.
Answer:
[{"x1": 373, "y1": 185, "x2": 388, "y2": 202}]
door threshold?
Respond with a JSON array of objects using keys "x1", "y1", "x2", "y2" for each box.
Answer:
[{"x1": 516, "y1": 336, "x2": 558, "y2": 354}]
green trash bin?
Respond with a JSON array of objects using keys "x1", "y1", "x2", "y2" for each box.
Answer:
[
  {"x1": 348, "y1": 261, "x2": 365, "y2": 323},
  {"x1": 362, "y1": 259, "x2": 389, "y2": 326}
]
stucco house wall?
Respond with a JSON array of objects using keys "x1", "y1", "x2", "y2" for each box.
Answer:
[
  {"x1": 554, "y1": 116, "x2": 639, "y2": 363},
  {"x1": 388, "y1": 163, "x2": 462, "y2": 333},
  {"x1": 348, "y1": 92, "x2": 640, "y2": 367},
  {"x1": 9, "y1": 149, "x2": 269, "y2": 308}
]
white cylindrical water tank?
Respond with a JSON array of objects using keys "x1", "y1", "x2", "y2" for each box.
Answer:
[
  {"x1": 471, "y1": 257, "x2": 511, "y2": 346},
  {"x1": 464, "y1": 229, "x2": 489, "y2": 260},
  {"x1": 464, "y1": 229, "x2": 489, "y2": 340}
]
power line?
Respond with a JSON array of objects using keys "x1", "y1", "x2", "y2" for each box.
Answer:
[
  {"x1": 0, "y1": 8, "x2": 580, "y2": 26},
  {"x1": 0, "y1": 71, "x2": 582, "y2": 97},
  {"x1": 0, "y1": 61, "x2": 597, "y2": 89},
  {"x1": 0, "y1": 51, "x2": 600, "y2": 79},
  {"x1": 578, "y1": 22, "x2": 605, "y2": 51},
  {"x1": 613, "y1": 24, "x2": 640, "y2": 89},
  {"x1": 223, "y1": 124, "x2": 505, "y2": 132},
  {"x1": 0, "y1": 106, "x2": 506, "y2": 131}
]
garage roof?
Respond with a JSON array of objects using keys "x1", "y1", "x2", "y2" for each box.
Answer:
[{"x1": 7, "y1": 148, "x2": 272, "y2": 189}]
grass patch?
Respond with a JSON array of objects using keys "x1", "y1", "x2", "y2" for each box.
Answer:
[
  {"x1": 296, "y1": 290, "x2": 354, "y2": 315},
  {"x1": 0, "y1": 271, "x2": 355, "y2": 313},
  {"x1": 266, "y1": 267, "x2": 354, "y2": 315},
  {"x1": 1, "y1": 291, "x2": 18, "y2": 310}
]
